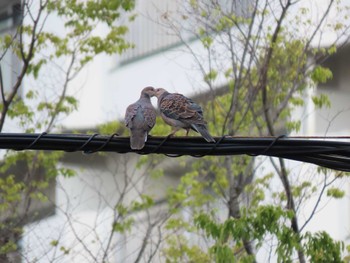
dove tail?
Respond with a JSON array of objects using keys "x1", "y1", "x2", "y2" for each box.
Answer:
[
  {"x1": 192, "y1": 124, "x2": 215, "y2": 143},
  {"x1": 130, "y1": 130, "x2": 148, "y2": 150}
]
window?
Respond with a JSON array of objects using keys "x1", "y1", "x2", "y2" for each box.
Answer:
[
  {"x1": 118, "y1": 0, "x2": 181, "y2": 65},
  {"x1": 0, "y1": 1, "x2": 22, "y2": 95},
  {"x1": 118, "y1": 0, "x2": 252, "y2": 65}
]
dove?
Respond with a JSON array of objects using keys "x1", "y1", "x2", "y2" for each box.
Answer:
[
  {"x1": 154, "y1": 88, "x2": 215, "y2": 143},
  {"x1": 124, "y1": 86, "x2": 156, "y2": 150}
]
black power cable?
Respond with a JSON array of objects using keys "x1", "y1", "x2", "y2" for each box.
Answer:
[{"x1": 0, "y1": 133, "x2": 350, "y2": 172}]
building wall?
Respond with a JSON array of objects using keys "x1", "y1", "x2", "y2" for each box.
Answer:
[{"x1": 313, "y1": 46, "x2": 350, "y2": 135}]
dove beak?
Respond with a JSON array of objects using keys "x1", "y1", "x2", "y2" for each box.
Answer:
[
  {"x1": 150, "y1": 89, "x2": 156, "y2": 97},
  {"x1": 154, "y1": 88, "x2": 162, "y2": 98}
]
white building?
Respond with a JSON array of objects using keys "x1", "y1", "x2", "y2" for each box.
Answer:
[{"x1": 0, "y1": 0, "x2": 349, "y2": 262}]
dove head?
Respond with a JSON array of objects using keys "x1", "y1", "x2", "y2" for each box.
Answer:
[
  {"x1": 141, "y1": 86, "x2": 156, "y2": 98},
  {"x1": 154, "y1": 88, "x2": 168, "y2": 98}
]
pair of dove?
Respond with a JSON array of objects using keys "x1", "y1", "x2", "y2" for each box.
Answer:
[{"x1": 124, "y1": 87, "x2": 215, "y2": 150}]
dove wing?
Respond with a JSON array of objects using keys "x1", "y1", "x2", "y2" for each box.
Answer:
[
  {"x1": 160, "y1": 93, "x2": 205, "y2": 123},
  {"x1": 125, "y1": 103, "x2": 139, "y2": 128}
]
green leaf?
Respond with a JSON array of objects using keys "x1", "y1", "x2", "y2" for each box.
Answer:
[
  {"x1": 311, "y1": 66, "x2": 333, "y2": 84},
  {"x1": 327, "y1": 187, "x2": 345, "y2": 199},
  {"x1": 204, "y1": 70, "x2": 218, "y2": 82},
  {"x1": 304, "y1": 231, "x2": 344, "y2": 262},
  {"x1": 312, "y1": 93, "x2": 331, "y2": 108},
  {"x1": 50, "y1": 240, "x2": 59, "y2": 247}
]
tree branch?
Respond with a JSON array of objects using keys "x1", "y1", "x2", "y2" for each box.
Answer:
[{"x1": 0, "y1": 1, "x2": 45, "y2": 131}]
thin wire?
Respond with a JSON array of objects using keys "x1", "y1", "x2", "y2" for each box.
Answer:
[
  {"x1": 149, "y1": 134, "x2": 183, "y2": 157},
  {"x1": 249, "y1": 134, "x2": 287, "y2": 156},
  {"x1": 151, "y1": 134, "x2": 172, "y2": 153},
  {"x1": 191, "y1": 135, "x2": 228, "y2": 158},
  {"x1": 76, "y1": 133, "x2": 99, "y2": 153},
  {"x1": 15, "y1": 132, "x2": 47, "y2": 151},
  {"x1": 83, "y1": 133, "x2": 119, "y2": 154}
]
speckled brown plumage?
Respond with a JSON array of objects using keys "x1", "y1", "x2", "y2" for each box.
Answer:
[
  {"x1": 125, "y1": 87, "x2": 156, "y2": 150},
  {"x1": 154, "y1": 88, "x2": 215, "y2": 142}
]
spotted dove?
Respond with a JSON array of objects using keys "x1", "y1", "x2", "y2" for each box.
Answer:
[
  {"x1": 124, "y1": 87, "x2": 156, "y2": 150},
  {"x1": 154, "y1": 88, "x2": 215, "y2": 142}
]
